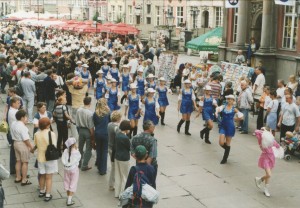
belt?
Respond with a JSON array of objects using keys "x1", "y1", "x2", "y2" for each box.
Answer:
[{"x1": 78, "y1": 127, "x2": 89, "y2": 129}]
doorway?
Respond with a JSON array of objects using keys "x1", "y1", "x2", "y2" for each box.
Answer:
[
  {"x1": 202, "y1": 11, "x2": 209, "y2": 28},
  {"x1": 251, "y1": 13, "x2": 262, "y2": 48}
]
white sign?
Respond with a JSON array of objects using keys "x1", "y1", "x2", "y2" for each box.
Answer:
[
  {"x1": 274, "y1": 0, "x2": 295, "y2": 6},
  {"x1": 225, "y1": 0, "x2": 239, "y2": 8}
]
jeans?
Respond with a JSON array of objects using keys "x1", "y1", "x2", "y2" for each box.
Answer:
[
  {"x1": 46, "y1": 99, "x2": 55, "y2": 112},
  {"x1": 10, "y1": 140, "x2": 16, "y2": 174},
  {"x1": 239, "y1": 108, "x2": 249, "y2": 133},
  {"x1": 22, "y1": 96, "x2": 34, "y2": 122},
  {"x1": 78, "y1": 128, "x2": 92, "y2": 169},
  {"x1": 95, "y1": 134, "x2": 108, "y2": 174},
  {"x1": 56, "y1": 121, "x2": 68, "y2": 155}
]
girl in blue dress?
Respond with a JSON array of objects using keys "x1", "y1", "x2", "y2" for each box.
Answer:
[
  {"x1": 196, "y1": 85, "x2": 218, "y2": 144},
  {"x1": 110, "y1": 60, "x2": 120, "y2": 86},
  {"x1": 135, "y1": 68, "x2": 147, "y2": 98},
  {"x1": 216, "y1": 95, "x2": 244, "y2": 164},
  {"x1": 146, "y1": 74, "x2": 156, "y2": 90},
  {"x1": 94, "y1": 70, "x2": 105, "y2": 100},
  {"x1": 177, "y1": 80, "x2": 198, "y2": 135},
  {"x1": 106, "y1": 78, "x2": 120, "y2": 111},
  {"x1": 156, "y1": 77, "x2": 171, "y2": 125},
  {"x1": 104, "y1": 74, "x2": 112, "y2": 93},
  {"x1": 142, "y1": 88, "x2": 160, "y2": 125},
  {"x1": 124, "y1": 84, "x2": 141, "y2": 137},
  {"x1": 101, "y1": 59, "x2": 110, "y2": 77},
  {"x1": 80, "y1": 64, "x2": 92, "y2": 97},
  {"x1": 120, "y1": 65, "x2": 132, "y2": 104}
]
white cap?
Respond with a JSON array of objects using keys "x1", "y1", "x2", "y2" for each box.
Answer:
[
  {"x1": 183, "y1": 79, "x2": 191, "y2": 84},
  {"x1": 147, "y1": 88, "x2": 156, "y2": 93},
  {"x1": 147, "y1": 58, "x2": 152, "y2": 63},
  {"x1": 147, "y1": 74, "x2": 155, "y2": 79},
  {"x1": 76, "y1": 61, "x2": 82, "y2": 64},
  {"x1": 111, "y1": 78, "x2": 117, "y2": 82},
  {"x1": 106, "y1": 75, "x2": 112, "y2": 80},
  {"x1": 122, "y1": 64, "x2": 129, "y2": 68},
  {"x1": 103, "y1": 59, "x2": 108, "y2": 62},
  {"x1": 137, "y1": 67, "x2": 143, "y2": 73},
  {"x1": 96, "y1": 70, "x2": 104, "y2": 74},
  {"x1": 204, "y1": 85, "x2": 212, "y2": 91},
  {"x1": 159, "y1": 77, "x2": 166, "y2": 82},
  {"x1": 130, "y1": 83, "x2": 138, "y2": 89},
  {"x1": 82, "y1": 64, "x2": 89, "y2": 68},
  {"x1": 65, "y1": 137, "x2": 77, "y2": 148},
  {"x1": 225, "y1": 95, "x2": 235, "y2": 100},
  {"x1": 111, "y1": 60, "x2": 117, "y2": 65}
]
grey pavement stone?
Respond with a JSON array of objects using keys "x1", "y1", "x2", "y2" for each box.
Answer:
[
  {"x1": 157, "y1": 196, "x2": 205, "y2": 208},
  {"x1": 4, "y1": 186, "x2": 19, "y2": 195},
  {"x1": 5, "y1": 193, "x2": 35, "y2": 204},
  {"x1": 5, "y1": 204, "x2": 25, "y2": 208}
]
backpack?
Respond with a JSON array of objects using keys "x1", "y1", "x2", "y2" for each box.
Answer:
[
  {"x1": 45, "y1": 131, "x2": 60, "y2": 161},
  {"x1": 132, "y1": 166, "x2": 150, "y2": 205},
  {"x1": 15, "y1": 79, "x2": 24, "y2": 97}
]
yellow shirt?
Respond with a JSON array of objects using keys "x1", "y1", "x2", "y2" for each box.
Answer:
[
  {"x1": 34, "y1": 129, "x2": 57, "y2": 163},
  {"x1": 68, "y1": 85, "x2": 88, "y2": 109}
]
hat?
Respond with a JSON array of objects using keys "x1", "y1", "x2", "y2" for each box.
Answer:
[
  {"x1": 225, "y1": 95, "x2": 235, "y2": 100},
  {"x1": 111, "y1": 78, "x2": 117, "y2": 83},
  {"x1": 82, "y1": 64, "x2": 89, "y2": 68},
  {"x1": 130, "y1": 83, "x2": 138, "y2": 89},
  {"x1": 204, "y1": 85, "x2": 212, "y2": 91},
  {"x1": 111, "y1": 60, "x2": 117, "y2": 65},
  {"x1": 159, "y1": 77, "x2": 166, "y2": 82},
  {"x1": 183, "y1": 79, "x2": 191, "y2": 84},
  {"x1": 96, "y1": 70, "x2": 104, "y2": 74},
  {"x1": 122, "y1": 64, "x2": 129, "y2": 68},
  {"x1": 137, "y1": 67, "x2": 143, "y2": 73},
  {"x1": 134, "y1": 145, "x2": 147, "y2": 159},
  {"x1": 76, "y1": 61, "x2": 82, "y2": 64},
  {"x1": 65, "y1": 137, "x2": 76, "y2": 148},
  {"x1": 103, "y1": 59, "x2": 108, "y2": 62},
  {"x1": 147, "y1": 58, "x2": 152, "y2": 63},
  {"x1": 147, "y1": 74, "x2": 155, "y2": 79},
  {"x1": 147, "y1": 88, "x2": 156, "y2": 93},
  {"x1": 106, "y1": 75, "x2": 112, "y2": 80}
]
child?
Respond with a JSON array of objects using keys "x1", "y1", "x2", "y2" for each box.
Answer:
[
  {"x1": 61, "y1": 137, "x2": 81, "y2": 206},
  {"x1": 254, "y1": 129, "x2": 280, "y2": 197},
  {"x1": 266, "y1": 90, "x2": 278, "y2": 136},
  {"x1": 284, "y1": 131, "x2": 299, "y2": 150}
]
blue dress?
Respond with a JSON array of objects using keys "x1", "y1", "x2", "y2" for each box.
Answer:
[
  {"x1": 137, "y1": 76, "x2": 145, "y2": 96},
  {"x1": 101, "y1": 65, "x2": 110, "y2": 77},
  {"x1": 122, "y1": 73, "x2": 130, "y2": 92},
  {"x1": 147, "y1": 82, "x2": 156, "y2": 89},
  {"x1": 144, "y1": 98, "x2": 159, "y2": 125},
  {"x1": 95, "y1": 78, "x2": 105, "y2": 100},
  {"x1": 157, "y1": 87, "x2": 169, "y2": 107},
  {"x1": 128, "y1": 94, "x2": 141, "y2": 120},
  {"x1": 219, "y1": 106, "x2": 236, "y2": 137},
  {"x1": 110, "y1": 68, "x2": 120, "y2": 85},
  {"x1": 80, "y1": 70, "x2": 90, "y2": 88},
  {"x1": 202, "y1": 96, "x2": 214, "y2": 121},
  {"x1": 180, "y1": 88, "x2": 193, "y2": 114},
  {"x1": 107, "y1": 88, "x2": 120, "y2": 111}
]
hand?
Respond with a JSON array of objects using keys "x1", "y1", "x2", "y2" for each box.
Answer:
[
  {"x1": 295, "y1": 127, "x2": 299, "y2": 132},
  {"x1": 277, "y1": 123, "x2": 281, "y2": 128},
  {"x1": 91, "y1": 140, "x2": 96, "y2": 150}
]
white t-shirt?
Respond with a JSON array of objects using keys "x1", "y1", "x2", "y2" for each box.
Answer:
[
  {"x1": 276, "y1": 87, "x2": 285, "y2": 103},
  {"x1": 128, "y1": 59, "x2": 139, "y2": 74},
  {"x1": 267, "y1": 99, "x2": 279, "y2": 113},
  {"x1": 254, "y1": 74, "x2": 265, "y2": 98},
  {"x1": 264, "y1": 96, "x2": 272, "y2": 110},
  {"x1": 8, "y1": 107, "x2": 18, "y2": 127},
  {"x1": 282, "y1": 103, "x2": 300, "y2": 126},
  {"x1": 10, "y1": 121, "x2": 30, "y2": 142}
]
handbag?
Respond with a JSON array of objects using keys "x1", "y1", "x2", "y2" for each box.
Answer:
[
  {"x1": 0, "y1": 120, "x2": 9, "y2": 134},
  {"x1": 45, "y1": 131, "x2": 60, "y2": 161}
]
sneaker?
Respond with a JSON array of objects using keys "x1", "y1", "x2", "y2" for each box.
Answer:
[
  {"x1": 264, "y1": 187, "x2": 271, "y2": 197},
  {"x1": 254, "y1": 177, "x2": 262, "y2": 189}
]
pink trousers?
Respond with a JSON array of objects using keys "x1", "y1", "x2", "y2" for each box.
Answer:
[{"x1": 64, "y1": 167, "x2": 79, "y2": 192}]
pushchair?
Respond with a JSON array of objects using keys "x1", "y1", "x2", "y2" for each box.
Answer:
[{"x1": 281, "y1": 135, "x2": 300, "y2": 161}]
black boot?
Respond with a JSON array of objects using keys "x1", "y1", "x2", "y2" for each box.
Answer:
[
  {"x1": 205, "y1": 129, "x2": 211, "y2": 144},
  {"x1": 177, "y1": 119, "x2": 185, "y2": 133},
  {"x1": 85, "y1": 92, "x2": 88, "y2": 97},
  {"x1": 185, "y1": 120, "x2": 191, "y2": 136},
  {"x1": 127, "y1": 128, "x2": 134, "y2": 138},
  {"x1": 220, "y1": 145, "x2": 231, "y2": 164},
  {"x1": 200, "y1": 127, "x2": 207, "y2": 139},
  {"x1": 160, "y1": 112, "x2": 166, "y2": 126},
  {"x1": 120, "y1": 94, "x2": 127, "y2": 104},
  {"x1": 133, "y1": 126, "x2": 138, "y2": 136}
]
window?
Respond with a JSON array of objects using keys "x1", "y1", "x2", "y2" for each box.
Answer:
[
  {"x1": 282, "y1": 5, "x2": 298, "y2": 49},
  {"x1": 147, "y1": 17, "x2": 151, "y2": 24},
  {"x1": 111, "y1": 5, "x2": 115, "y2": 21},
  {"x1": 177, "y1": 6, "x2": 184, "y2": 27},
  {"x1": 147, "y1": 4, "x2": 151, "y2": 14},
  {"x1": 233, "y1": 8, "x2": 238, "y2": 42},
  {"x1": 215, "y1": 7, "x2": 223, "y2": 27},
  {"x1": 128, "y1": 5, "x2": 133, "y2": 24},
  {"x1": 156, "y1": 6, "x2": 160, "y2": 26}
]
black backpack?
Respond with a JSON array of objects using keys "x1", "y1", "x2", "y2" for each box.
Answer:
[{"x1": 45, "y1": 131, "x2": 60, "y2": 161}]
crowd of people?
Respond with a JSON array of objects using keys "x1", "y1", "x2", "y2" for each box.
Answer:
[{"x1": 0, "y1": 22, "x2": 299, "y2": 207}]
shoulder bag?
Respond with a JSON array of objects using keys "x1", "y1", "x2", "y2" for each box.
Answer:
[{"x1": 45, "y1": 131, "x2": 60, "y2": 161}]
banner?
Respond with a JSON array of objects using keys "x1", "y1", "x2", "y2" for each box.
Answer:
[
  {"x1": 225, "y1": 0, "x2": 240, "y2": 8},
  {"x1": 274, "y1": 0, "x2": 295, "y2": 6}
]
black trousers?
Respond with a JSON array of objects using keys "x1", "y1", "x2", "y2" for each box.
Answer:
[
  {"x1": 280, "y1": 124, "x2": 295, "y2": 140},
  {"x1": 256, "y1": 107, "x2": 264, "y2": 130},
  {"x1": 56, "y1": 120, "x2": 68, "y2": 153}
]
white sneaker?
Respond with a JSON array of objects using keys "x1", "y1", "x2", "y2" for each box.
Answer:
[
  {"x1": 255, "y1": 177, "x2": 262, "y2": 189},
  {"x1": 264, "y1": 185, "x2": 271, "y2": 197}
]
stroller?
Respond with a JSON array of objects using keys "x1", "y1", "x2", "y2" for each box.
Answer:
[{"x1": 281, "y1": 132, "x2": 300, "y2": 161}]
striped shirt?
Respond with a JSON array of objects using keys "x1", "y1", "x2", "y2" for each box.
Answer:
[{"x1": 208, "y1": 81, "x2": 222, "y2": 100}]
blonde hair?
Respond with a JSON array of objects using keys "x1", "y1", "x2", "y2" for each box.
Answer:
[
  {"x1": 95, "y1": 98, "x2": 110, "y2": 117},
  {"x1": 110, "y1": 110, "x2": 122, "y2": 122}
]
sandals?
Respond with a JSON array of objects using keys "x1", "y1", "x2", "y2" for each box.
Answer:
[
  {"x1": 21, "y1": 180, "x2": 32, "y2": 186},
  {"x1": 67, "y1": 200, "x2": 75, "y2": 206},
  {"x1": 39, "y1": 192, "x2": 46, "y2": 198},
  {"x1": 44, "y1": 195, "x2": 53, "y2": 202},
  {"x1": 14, "y1": 179, "x2": 22, "y2": 183}
]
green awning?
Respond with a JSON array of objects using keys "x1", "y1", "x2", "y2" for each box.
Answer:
[{"x1": 186, "y1": 27, "x2": 223, "y2": 51}]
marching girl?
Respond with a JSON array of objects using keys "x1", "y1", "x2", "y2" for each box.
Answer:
[
  {"x1": 120, "y1": 65, "x2": 132, "y2": 104},
  {"x1": 196, "y1": 85, "x2": 217, "y2": 144},
  {"x1": 135, "y1": 67, "x2": 147, "y2": 99},
  {"x1": 80, "y1": 64, "x2": 92, "y2": 97},
  {"x1": 142, "y1": 88, "x2": 160, "y2": 126},
  {"x1": 106, "y1": 78, "x2": 121, "y2": 111},
  {"x1": 105, "y1": 74, "x2": 113, "y2": 92},
  {"x1": 110, "y1": 60, "x2": 120, "y2": 86},
  {"x1": 101, "y1": 59, "x2": 110, "y2": 77},
  {"x1": 124, "y1": 83, "x2": 142, "y2": 137},
  {"x1": 156, "y1": 77, "x2": 171, "y2": 125},
  {"x1": 177, "y1": 79, "x2": 198, "y2": 136},
  {"x1": 94, "y1": 70, "x2": 106, "y2": 100},
  {"x1": 215, "y1": 95, "x2": 244, "y2": 164},
  {"x1": 254, "y1": 128, "x2": 280, "y2": 197},
  {"x1": 146, "y1": 74, "x2": 156, "y2": 90}
]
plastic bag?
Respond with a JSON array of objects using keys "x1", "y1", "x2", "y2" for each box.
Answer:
[
  {"x1": 142, "y1": 184, "x2": 160, "y2": 204},
  {"x1": 0, "y1": 120, "x2": 9, "y2": 134},
  {"x1": 0, "y1": 164, "x2": 10, "y2": 180},
  {"x1": 272, "y1": 146, "x2": 284, "y2": 159}
]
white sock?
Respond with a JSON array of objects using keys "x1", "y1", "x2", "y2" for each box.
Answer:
[
  {"x1": 46, "y1": 193, "x2": 51, "y2": 197},
  {"x1": 68, "y1": 196, "x2": 72, "y2": 203}
]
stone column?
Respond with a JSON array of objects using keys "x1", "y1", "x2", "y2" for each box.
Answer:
[
  {"x1": 220, "y1": 4, "x2": 228, "y2": 46},
  {"x1": 236, "y1": 0, "x2": 248, "y2": 48},
  {"x1": 259, "y1": 0, "x2": 274, "y2": 52}
]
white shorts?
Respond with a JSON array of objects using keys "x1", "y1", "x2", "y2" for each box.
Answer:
[{"x1": 38, "y1": 160, "x2": 58, "y2": 174}]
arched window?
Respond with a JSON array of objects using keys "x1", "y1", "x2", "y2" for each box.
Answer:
[{"x1": 202, "y1": 11, "x2": 209, "y2": 28}]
